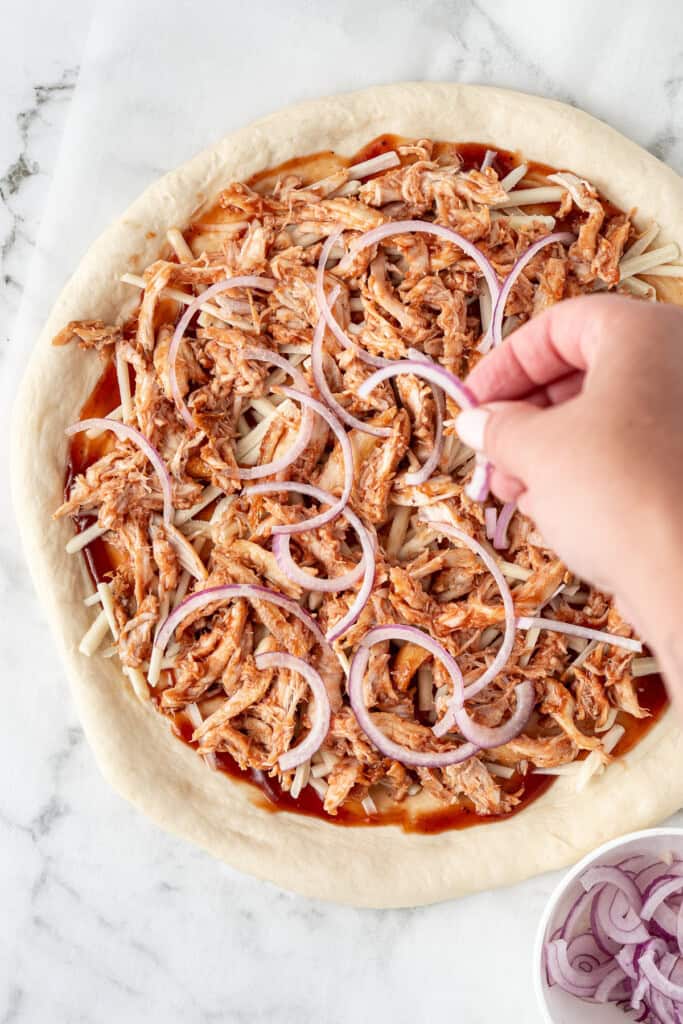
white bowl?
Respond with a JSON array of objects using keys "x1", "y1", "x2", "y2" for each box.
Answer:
[{"x1": 533, "y1": 827, "x2": 683, "y2": 1023}]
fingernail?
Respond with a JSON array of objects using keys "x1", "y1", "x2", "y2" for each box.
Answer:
[{"x1": 455, "y1": 408, "x2": 490, "y2": 451}]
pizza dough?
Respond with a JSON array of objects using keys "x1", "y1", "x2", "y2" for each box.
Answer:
[{"x1": 12, "y1": 83, "x2": 683, "y2": 908}]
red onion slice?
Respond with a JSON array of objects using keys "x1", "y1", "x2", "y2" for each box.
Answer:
[
  {"x1": 591, "y1": 889, "x2": 621, "y2": 955},
  {"x1": 357, "y1": 357, "x2": 497, "y2": 503},
  {"x1": 594, "y1": 965, "x2": 629, "y2": 1003},
  {"x1": 66, "y1": 418, "x2": 174, "y2": 524},
  {"x1": 493, "y1": 501, "x2": 515, "y2": 549},
  {"x1": 561, "y1": 889, "x2": 596, "y2": 942},
  {"x1": 235, "y1": 350, "x2": 316, "y2": 481},
  {"x1": 348, "y1": 625, "x2": 479, "y2": 767},
  {"x1": 357, "y1": 357, "x2": 476, "y2": 412},
  {"x1": 482, "y1": 232, "x2": 575, "y2": 352},
  {"x1": 154, "y1": 583, "x2": 341, "y2": 708},
  {"x1": 546, "y1": 940, "x2": 615, "y2": 996},
  {"x1": 452, "y1": 679, "x2": 534, "y2": 748},
  {"x1": 244, "y1": 345, "x2": 310, "y2": 392},
  {"x1": 418, "y1": 515, "x2": 515, "y2": 735},
  {"x1": 402, "y1": 351, "x2": 445, "y2": 487},
  {"x1": 272, "y1": 532, "x2": 362, "y2": 592},
  {"x1": 643, "y1": 878, "x2": 683, "y2": 922},
  {"x1": 517, "y1": 616, "x2": 642, "y2": 654},
  {"x1": 254, "y1": 651, "x2": 331, "y2": 771},
  {"x1": 582, "y1": 867, "x2": 644, "y2": 911},
  {"x1": 315, "y1": 230, "x2": 389, "y2": 370},
  {"x1": 245, "y1": 481, "x2": 374, "y2": 642},
  {"x1": 542, "y1": 853, "x2": 683, "y2": 1014},
  {"x1": 639, "y1": 950, "x2": 683, "y2": 1001},
  {"x1": 168, "y1": 275, "x2": 276, "y2": 428},
  {"x1": 335, "y1": 219, "x2": 501, "y2": 349},
  {"x1": 311, "y1": 289, "x2": 391, "y2": 438},
  {"x1": 267, "y1": 388, "x2": 353, "y2": 536}
]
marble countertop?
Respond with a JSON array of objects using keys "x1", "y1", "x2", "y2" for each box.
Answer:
[{"x1": 2, "y1": 3, "x2": 683, "y2": 1021}]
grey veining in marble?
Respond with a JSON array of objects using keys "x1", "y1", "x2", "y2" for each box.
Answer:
[{"x1": 2, "y1": 2, "x2": 683, "y2": 1022}]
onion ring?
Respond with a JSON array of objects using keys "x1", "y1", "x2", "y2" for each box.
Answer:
[
  {"x1": 254, "y1": 651, "x2": 331, "y2": 772},
  {"x1": 418, "y1": 513, "x2": 516, "y2": 735},
  {"x1": 244, "y1": 481, "x2": 374, "y2": 642},
  {"x1": 154, "y1": 583, "x2": 342, "y2": 708},
  {"x1": 168, "y1": 275, "x2": 276, "y2": 428},
  {"x1": 347, "y1": 625, "x2": 479, "y2": 767},
  {"x1": 65, "y1": 418, "x2": 174, "y2": 524}
]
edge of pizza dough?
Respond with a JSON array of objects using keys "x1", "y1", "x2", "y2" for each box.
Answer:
[{"x1": 12, "y1": 82, "x2": 683, "y2": 908}]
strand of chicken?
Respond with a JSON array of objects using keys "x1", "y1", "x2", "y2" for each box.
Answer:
[{"x1": 54, "y1": 138, "x2": 674, "y2": 821}]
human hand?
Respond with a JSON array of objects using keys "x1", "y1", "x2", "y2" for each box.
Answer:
[{"x1": 456, "y1": 295, "x2": 683, "y2": 660}]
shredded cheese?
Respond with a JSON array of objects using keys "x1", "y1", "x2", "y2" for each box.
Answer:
[
  {"x1": 499, "y1": 560, "x2": 533, "y2": 582},
  {"x1": 147, "y1": 646, "x2": 163, "y2": 688},
  {"x1": 335, "y1": 648, "x2": 351, "y2": 677},
  {"x1": 519, "y1": 625, "x2": 541, "y2": 668},
  {"x1": 85, "y1": 405, "x2": 123, "y2": 437},
  {"x1": 347, "y1": 151, "x2": 400, "y2": 179},
  {"x1": 619, "y1": 242, "x2": 680, "y2": 280},
  {"x1": 174, "y1": 484, "x2": 223, "y2": 526},
  {"x1": 124, "y1": 666, "x2": 150, "y2": 703},
  {"x1": 575, "y1": 724, "x2": 625, "y2": 792},
  {"x1": 121, "y1": 273, "x2": 232, "y2": 324},
  {"x1": 97, "y1": 582, "x2": 119, "y2": 640},
  {"x1": 250, "y1": 396, "x2": 281, "y2": 420},
  {"x1": 595, "y1": 707, "x2": 619, "y2": 734},
  {"x1": 398, "y1": 529, "x2": 438, "y2": 561},
  {"x1": 166, "y1": 228, "x2": 194, "y2": 263},
  {"x1": 334, "y1": 180, "x2": 361, "y2": 197},
  {"x1": 639, "y1": 263, "x2": 683, "y2": 278},
  {"x1": 493, "y1": 186, "x2": 565, "y2": 208},
  {"x1": 500, "y1": 213, "x2": 556, "y2": 231},
  {"x1": 290, "y1": 761, "x2": 310, "y2": 798},
  {"x1": 308, "y1": 777, "x2": 328, "y2": 800},
  {"x1": 66, "y1": 521, "x2": 106, "y2": 554},
  {"x1": 78, "y1": 609, "x2": 110, "y2": 656},
  {"x1": 518, "y1": 617, "x2": 641, "y2": 653},
  {"x1": 361, "y1": 794, "x2": 378, "y2": 815},
  {"x1": 386, "y1": 506, "x2": 412, "y2": 559},
  {"x1": 499, "y1": 163, "x2": 528, "y2": 192},
  {"x1": 618, "y1": 280, "x2": 650, "y2": 298},
  {"x1": 632, "y1": 656, "x2": 660, "y2": 678},
  {"x1": 479, "y1": 285, "x2": 492, "y2": 336},
  {"x1": 622, "y1": 221, "x2": 660, "y2": 261},
  {"x1": 568, "y1": 638, "x2": 598, "y2": 671},
  {"x1": 417, "y1": 663, "x2": 434, "y2": 712},
  {"x1": 235, "y1": 399, "x2": 297, "y2": 464}
]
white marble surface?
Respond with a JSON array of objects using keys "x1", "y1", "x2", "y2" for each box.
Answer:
[{"x1": 2, "y1": 3, "x2": 683, "y2": 1021}]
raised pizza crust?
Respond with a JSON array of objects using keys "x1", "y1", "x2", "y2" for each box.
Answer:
[{"x1": 12, "y1": 83, "x2": 683, "y2": 908}]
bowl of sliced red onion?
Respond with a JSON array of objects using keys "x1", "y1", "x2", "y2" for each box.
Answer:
[{"x1": 534, "y1": 828, "x2": 683, "y2": 1023}]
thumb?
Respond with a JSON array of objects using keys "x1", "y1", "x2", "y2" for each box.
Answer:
[{"x1": 455, "y1": 401, "x2": 547, "y2": 481}]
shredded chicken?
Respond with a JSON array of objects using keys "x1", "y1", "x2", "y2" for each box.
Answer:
[{"x1": 54, "y1": 137, "x2": 659, "y2": 822}]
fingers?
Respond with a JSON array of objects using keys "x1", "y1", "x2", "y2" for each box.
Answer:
[
  {"x1": 489, "y1": 467, "x2": 525, "y2": 504},
  {"x1": 525, "y1": 370, "x2": 585, "y2": 408},
  {"x1": 456, "y1": 400, "x2": 547, "y2": 481},
  {"x1": 545, "y1": 370, "x2": 584, "y2": 405},
  {"x1": 466, "y1": 294, "x2": 633, "y2": 404}
]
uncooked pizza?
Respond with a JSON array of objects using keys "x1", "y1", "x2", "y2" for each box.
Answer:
[{"x1": 14, "y1": 84, "x2": 683, "y2": 907}]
